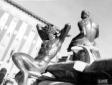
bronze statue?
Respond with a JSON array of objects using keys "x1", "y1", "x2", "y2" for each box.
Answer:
[
  {"x1": 68, "y1": 10, "x2": 99, "y2": 48},
  {"x1": 12, "y1": 24, "x2": 71, "y2": 85},
  {"x1": 67, "y1": 10, "x2": 100, "y2": 63}
]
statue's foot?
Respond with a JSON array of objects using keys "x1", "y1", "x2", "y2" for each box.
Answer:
[
  {"x1": 42, "y1": 72, "x2": 55, "y2": 78},
  {"x1": 29, "y1": 71, "x2": 42, "y2": 78}
]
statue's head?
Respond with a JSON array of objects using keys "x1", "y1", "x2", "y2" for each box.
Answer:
[{"x1": 81, "y1": 10, "x2": 90, "y2": 19}]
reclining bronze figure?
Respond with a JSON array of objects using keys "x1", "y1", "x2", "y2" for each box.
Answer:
[{"x1": 12, "y1": 24, "x2": 71, "y2": 85}]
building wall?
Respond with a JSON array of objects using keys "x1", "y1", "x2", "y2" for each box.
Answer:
[{"x1": 0, "y1": 0, "x2": 44, "y2": 76}]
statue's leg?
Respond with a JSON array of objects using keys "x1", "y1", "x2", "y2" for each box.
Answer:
[{"x1": 12, "y1": 52, "x2": 35, "y2": 85}]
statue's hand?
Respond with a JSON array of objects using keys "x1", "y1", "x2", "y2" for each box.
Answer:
[{"x1": 36, "y1": 24, "x2": 40, "y2": 30}]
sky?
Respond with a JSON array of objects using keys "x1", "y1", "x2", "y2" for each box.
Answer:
[{"x1": 12, "y1": 0, "x2": 112, "y2": 59}]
